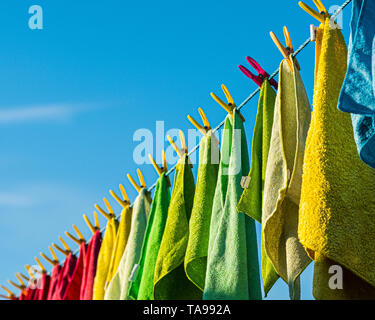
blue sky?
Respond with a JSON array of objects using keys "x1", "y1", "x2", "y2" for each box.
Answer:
[{"x1": 0, "y1": 0, "x2": 351, "y2": 300}]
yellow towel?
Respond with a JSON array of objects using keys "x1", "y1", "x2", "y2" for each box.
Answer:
[
  {"x1": 105, "y1": 205, "x2": 133, "y2": 286},
  {"x1": 298, "y1": 19, "x2": 375, "y2": 300},
  {"x1": 93, "y1": 217, "x2": 119, "y2": 300},
  {"x1": 262, "y1": 58, "x2": 311, "y2": 300}
]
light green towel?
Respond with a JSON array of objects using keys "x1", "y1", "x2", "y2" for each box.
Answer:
[
  {"x1": 93, "y1": 217, "x2": 119, "y2": 300},
  {"x1": 154, "y1": 154, "x2": 202, "y2": 300},
  {"x1": 262, "y1": 58, "x2": 311, "y2": 300},
  {"x1": 104, "y1": 188, "x2": 150, "y2": 300},
  {"x1": 185, "y1": 131, "x2": 219, "y2": 291},
  {"x1": 105, "y1": 204, "x2": 133, "y2": 287},
  {"x1": 128, "y1": 173, "x2": 170, "y2": 300},
  {"x1": 203, "y1": 111, "x2": 261, "y2": 300},
  {"x1": 237, "y1": 79, "x2": 279, "y2": 296}
]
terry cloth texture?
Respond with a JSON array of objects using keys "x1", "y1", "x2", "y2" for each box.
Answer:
[
  {"x1": 185, "y1": 130, "x2": 220, "y2": 292},
  {"x1": 338, "y1": 0, "x2": 375, "y2": 168},
  {"x1": 262, "y1": 58, "x2": 312, "y2": 300},
  {"x1": 128, "y1": 173, "x2": 171, "y2": 300},
  {"x1": 299, "y1": 19, "x2": 375, "y2": 300},
  {"x1": 64, "y1": 242, "x2": 86, "y2": 300},
  {"x1": 237, "y1": 79, "x2": 279, "y2": 296},
  {"x1": 105, "y1": 204, "x2": 133, "y2": 287},
  {"x1": 80, "y1": 230, "x2": 102, "y2": 300},
  {"x1": 93, "y1": 217, "x2": 118, "y2": 300},
  {"x1": 204, "y1": 111, "x2": 261, "y2": 300},
  {"x1": 47, "y1": 265, "x2": 61, "y2": 300},
  {"x1": 52, "y1": 252, "x2": 77, "y2": 300},
  {"x1": 154, "y1": 154, "x2": 202, "y2": 300},
  {"x1": 105, "y1": 188, "x2": 150, "y2": 300}
]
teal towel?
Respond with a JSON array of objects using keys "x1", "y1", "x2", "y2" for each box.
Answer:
[
  {"x1": 236, "y1": 79, "x2": 279, "y2": 296},
  {"x1": 338, "y1": 0, "x2": 375, "y2": 168},
  {"x1": 104, "y1": 188, "x2": 150, "y2": 300},
  {"x1": 128, "y1": 173, "x2": 170, "y2": 300},
  {"x1": 185, "y1": 131, "x2": 220, "y2": 291},
  {"x1": 204, "y1": 111, "x2": 262, "y2": 300}
]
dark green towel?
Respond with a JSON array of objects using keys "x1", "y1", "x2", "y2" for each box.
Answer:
[
  {"x1": 154, "y1": 154, "x2": 202, "y2": 300},
  {"x1": 128, "y1": 173, "x2": 170, "y2": 300},
  {"x1": 204, "y1": 111, "x2": 262, "y2": 300},
  {"x1": 237, "y1": 79, "x2": 279, "y2": 296},
  {"x1": 185, "y1": 131, "x2": 220, "y2": 291}
]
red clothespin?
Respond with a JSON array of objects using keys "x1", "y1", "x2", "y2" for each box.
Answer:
[{"x1": 239, "y1": 56, "x2": 278, "y2": 90}]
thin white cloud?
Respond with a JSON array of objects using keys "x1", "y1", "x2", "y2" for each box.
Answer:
[
  {"x1": 0, "y1": 192, "x2": 36, "y2": 208},
  {"x1": 0, "y1": 104, "x2": 82, "y2": 124}
]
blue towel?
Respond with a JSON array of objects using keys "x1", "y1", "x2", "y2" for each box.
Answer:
[{"x1": 338, "y1": 0, "x2": 375, "y2": 168}]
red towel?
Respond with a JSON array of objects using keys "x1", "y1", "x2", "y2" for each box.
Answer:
[
  {"x1": 52, "y1": 253, "x2": 77, "y2": 300},
  {"x1": 47, "y1": 265, "x2": 61, "y2": 300},
  {"x1": 63, "y1": 242, "x2": 86, "y2": 300},
  {"x1": 36, "y1": 273, "x2": 50, "y2": 300},
  {"x1": 80, "y1": 230, "x2": 102, "y2": 300}
]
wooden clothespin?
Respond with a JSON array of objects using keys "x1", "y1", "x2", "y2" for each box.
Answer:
[
  {"x1": 40, "y1": 246, "x2": 59, "y2": 267},
  {"x1": 83, "y1": 211, "x2": 100, "y2": 234},
  {"x1": 299, "y1": 0, "x2": 328, "y2": 24},
  {"x1": 127, "y1": 169, "x2": 147, "y2": 193},
  {"x1": 0, "y1": 285, "x2": 16, "y2": 300},
  {"x1": 110, "y1": 184, "x2": 130, "y2": 209},
  {"x1": 148, "y1": 150, "x2": 171, "y2": 187},
  {"x1": 187, "y1": 108, "x2": 211, "y2": 136},
  {"x1": 65, "y1": 225, "x2": 86, "y2": 246},
  {"x1": 167, "y1": 130, "x2": 193, "y2": 168},
  {"x1": 210, "y1": 85, "x2": 245, "y2": 122},
  {"x1": 95, "y1": 198, "x2": 116, "y2": 220},
  {"x1": 270, "y1": 26, "x2": 301, "y2": 72},
  {"x1": 52, "y1": 236, "x2": 72, "y2": 257}
]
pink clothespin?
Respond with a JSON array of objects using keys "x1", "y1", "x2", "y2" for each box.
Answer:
[{"x1": 239, "y1": 56, "x2": 278, "y2": 90}]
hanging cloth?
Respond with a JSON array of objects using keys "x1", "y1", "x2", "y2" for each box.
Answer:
[
  {"x1": 47, "y1": 264, "x2": 61, "y2": 300},
  {"x1": 36, "y1": 273, "x2": 50, "y2": 300},
  {"x1": 298, "y1": 18, "x2": 375, "y2": 300},
  {"x1": 204, "y1": 111, "x2": 261, "y2": 300},
  {"x1": 237, "y1": 79, "x2": 279, "y2": 296},
  {"x1": 105, "y1": 188, "x2": 150, "y2": 300},
  {"x1": 64, "y1": 242, "x2": 86, "y2": 300},
  {"x1": 262, "y1": 57, "x2": 311, "y2": 300},
  {"x1": 80, "y1": 230, "x2": 102, "y2": 300},
  {"x1": 184, "y1": 131, "x2": 219, "y2": 292},
  {"x1": 105, "y1": 204, "x2": 133, "y2": 287},
  {"x1": 154, "y1": 154, "x2": 202, "y2": 300},
  {"x1": 338, "y1": 0, "x2": 375, "y2": 169},
  {"x1": 128, "y1": 173, "x2": 170, "y2": 300},
  {"x1": 93, "y1": 217, "x2": 118, "y2": 300},
  {"x1": 51, "y1": 252, "x2": 77, "y2": 300}
]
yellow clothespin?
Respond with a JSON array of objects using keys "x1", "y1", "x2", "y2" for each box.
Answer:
[
  {"x1": 127, "y1": 169, "x2": 147, "y2": 193},
  {"x1": 1, "y1": 285, "x2": 16, "y2": 299},
  {"x1": 210, "y1": 85, "x2": 245, "y2": 122},
  {"x1": 148, "y1": 150, "x2": 171, "y2": 186},
  {"x1": 16, "y1": 273, "x2": 29, "y2": 284},
  {"x1": 83, "y1": 211, "x2": 100, "y2": 234},
  {"x1": 25, "y1": 265, "x2": 35, "y2": 279},
  {"x1": 52, "y1": 236, "x2": 72, "y2": 257},
  {"x1": 7, "y1": 279, "x2": 25, "y2": 291},
  {"x1": 40, "y1": 246, "x2": 59, "y2": 267},
  {"x1": 110, "y1": 184, "x2": 130, "y2": 208},
  {"x1": 34, "y1": 257, "x2": 46, "y2": 273},
  {"x1": 187, "y1": 108, "x2": 211, "y2": 136},
  {"x1": 65, "y1": 225, "x2": 86, "y2": 246},
  {"x1": 270, "y1": 26, "x2": 301, "y2": 72},
  {"x1": 95, "y1": 198, "x2": 115, "y2": 220},
  {"x1": 167, "y1": 130, "x2": 193, "y2": 168}
]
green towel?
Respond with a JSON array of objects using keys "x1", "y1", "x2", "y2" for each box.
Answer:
[
  {"x1": 128, "y1": 173, "x2": 171, "y2": 300},
  {"x1": 154, "y1": 154, "x2": 202, "y2": 300},
  {"x1": 204, "y1": 111, "x2": 261, "y2": 300},
  {"x1": 93, "y1": 217, "x2": 119, "y2": 300},
  {"x1": 185, "y1": 131, "x2": 220, "y2": 291},
  {"x1": 262, "y1": 58, "x2": 311, "y2": 300},
  {"x1": 104, "y1": 188, "x2": 150, "y2": 300},
  {"x1": 105, "y1": 204, "x2": 133, "y2": 287},
  {"x1": 237, "y1": 79, "x2": 279, "y2": 296}
]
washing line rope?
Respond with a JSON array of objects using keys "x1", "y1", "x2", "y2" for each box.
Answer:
[{"x1": 70, "y1": 0, "x2": 352, "y2": 255}]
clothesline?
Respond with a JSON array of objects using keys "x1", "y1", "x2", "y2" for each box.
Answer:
[{"x1": 71, "y1": 0, "x2": 351, "y2": 258}]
